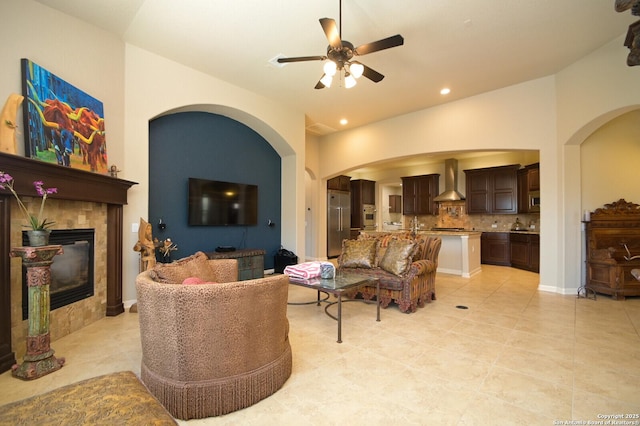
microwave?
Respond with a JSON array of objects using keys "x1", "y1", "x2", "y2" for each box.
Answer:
[{"x1": 529, "y1": 191, "x2": 540, "y2": 212}]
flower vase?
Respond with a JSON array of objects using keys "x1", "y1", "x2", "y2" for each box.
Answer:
[{"x1": 26, "y1": 230, "x2": 51, "y2": 247}]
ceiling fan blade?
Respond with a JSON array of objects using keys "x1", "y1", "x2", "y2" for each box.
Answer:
[
  {"x1": 361, "y1": 64, "x2": 385, "y2": 83},
  {"x1": 355, "y1": 34, "x2": 404, "y2": 56},
  {"x1": 319, "y1": 18, "x2": 342, "y2": 50},
  {"x1": 315, "y1": 74, "x2": 328, "y2": 89},
  {"x1": 277, "y1": 55, "x2": 326, "y2": 63}
]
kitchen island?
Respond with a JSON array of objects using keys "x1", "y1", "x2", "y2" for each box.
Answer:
[{"x1": 361, "y1": 230, "x2": 482, "y2": 278}]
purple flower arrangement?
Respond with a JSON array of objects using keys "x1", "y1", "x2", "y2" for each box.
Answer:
[{"x1": 0, "y1": 171, "x2": 58, "y2": 230}]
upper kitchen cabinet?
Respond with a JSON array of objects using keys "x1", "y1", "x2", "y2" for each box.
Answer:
[
  {"x1": 401, "y1": 174, "x2": 440, "y2": 215},
  {"x1": 351, "y1": 179, "x2": 375, "y2": 205},
  {"x1": 327, "y1": 175, "x2": 351, "y2": 191},
  {"x1": 351, "y1": 179, "x2": 376, "y2": 229},
  {"x1": 518, "y1": 163, "x2": 540, "y2": 214},
  {"x1": 464, "y1": 165, "x2": 520, "y2": 214},
  {"x1": 389, "y1": 194, "x2": 402, "y2": 213}
]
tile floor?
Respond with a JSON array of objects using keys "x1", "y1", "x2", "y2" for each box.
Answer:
[{"x1": 1, "y1": 265, "x2": 639, "y2": 425}]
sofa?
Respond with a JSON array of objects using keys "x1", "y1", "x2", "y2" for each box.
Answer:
[
  {"x1": 135, "y1": 251, "x2": 292, "y2": 420},
  {"x1": 337, "y1": 233, "x2": 441, "y2": 313}
]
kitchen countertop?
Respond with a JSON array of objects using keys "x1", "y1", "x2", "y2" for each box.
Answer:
[
  {"x1": 479, "y1": 229, "x2": 540, "y2": 235},
  {"x1": 363, "y1": 229, "x2": 540, "y2": 235},
  {"x1": 420, "y1": 230, "x2": 482, "y2": 236},
  {"x1": 362, "y1": 230, "x2": 483, "y2": 236}
]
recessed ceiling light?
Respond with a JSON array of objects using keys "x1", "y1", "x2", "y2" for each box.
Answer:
[
  {"x1": 340, "y1": 119, "x2": 348, "y2": 125},
  {"x1": 440, "y1": 88, "x2": 451, "y2": 95}
]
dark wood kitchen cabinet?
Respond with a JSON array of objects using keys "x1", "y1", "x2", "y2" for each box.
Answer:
[
  {"x1": 351, "y1": 179, "x2": 375, "y2": 205},
  {"x1": 389, "y1": 194, "x2": 402, "y2": 213},
  {"x1": 518, "y1": 163, "x2": 540, "y2": 214},
  {"x1": 327, "y1": 175, "x2": 351, "y2": 191},
  {"x1": 481, "y1": 232, "x2": 511, "y2": 266},
  {"x1": 401, "y1": 174, "x2": 440, "y2": 215},
  {"x1": 351, "y1": 179, "x2": 376, "y2": 228},
  {"x1": 464, "y1": 164, "x2": 520, "y2": 214},
  {"x1": 510, "y1": 232, "x2": 540, "y2": 272}
]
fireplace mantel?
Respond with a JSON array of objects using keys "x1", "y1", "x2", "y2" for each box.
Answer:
[
  {"x1": 0, "y1": 151, "x2": 135, "y2": 204},
  {"x1": 0, "y1": 152, "x2": 137, "y2": 373}
]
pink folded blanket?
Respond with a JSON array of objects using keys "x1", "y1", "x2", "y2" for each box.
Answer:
[{"x1": 284, "y1": 262, "x2": 322, "y2": 279}]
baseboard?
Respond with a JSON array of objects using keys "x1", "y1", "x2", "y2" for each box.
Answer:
[
  {"x1": 538, "y1": 284, "x2": 579, "y2": 295},
  {"x1": 123, "y1": 299, "x2": 137, "y2": 309}
]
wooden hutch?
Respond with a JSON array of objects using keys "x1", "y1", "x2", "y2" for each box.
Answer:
[{"x1": 585, "y1": 199, "x2": 640, "y2": 300}]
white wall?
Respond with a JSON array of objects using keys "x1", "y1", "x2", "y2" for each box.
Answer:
[
  {"x1": 581, "y1": 110, "x2": 640, "y2": 210},
  {"x1": 556, "y1": 35, "x2": 640, "y2": 294},
  {"x1": 304, "y1": 133, "x2": 321, "y2": 261},
  {"x1": 0, "y1": 0, "x2": 125, "y2": 165}
]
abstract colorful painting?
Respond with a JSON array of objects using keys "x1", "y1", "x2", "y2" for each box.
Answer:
[{"x1": 21, "y1": 58, "x2": 108, "y2": 174}]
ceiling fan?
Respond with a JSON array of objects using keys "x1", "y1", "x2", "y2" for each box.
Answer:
[{"x1": 277, "y1": 0, "x2": 404, "y2": 89}]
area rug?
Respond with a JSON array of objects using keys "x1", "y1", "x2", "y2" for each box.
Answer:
[{"x1": 0, "y1": 371, "x2": 177, "y2": 425}]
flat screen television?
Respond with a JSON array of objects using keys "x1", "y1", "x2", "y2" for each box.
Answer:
[{"x1": 188, "y1": 178, "x2": 258, "y2": 226}]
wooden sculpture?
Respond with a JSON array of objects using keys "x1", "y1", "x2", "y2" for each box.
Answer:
[{"x1": 0, "y1": 93, "x2": 24, "y2": 154}]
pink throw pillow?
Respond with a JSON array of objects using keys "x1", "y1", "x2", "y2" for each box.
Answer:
[{"x1": 182, "y1": 277, "x2": 205, "y2": 285}]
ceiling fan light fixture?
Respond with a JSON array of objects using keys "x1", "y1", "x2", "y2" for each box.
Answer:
[
  {"x1": 320, "y1": 73, "x2": 333, "y2": 88},
  {"x1": 277, "y1": 0, "x2": 404, "y2": 89},
  {"x1": 323, "y1": 60, "x2": 337, "y2": 76},
  {"x1": 349, "y1": 62, "x2": 364, "y2": 79},
  {"x1": 344, "y1": 73, "x2": 357, "y2": 89}
]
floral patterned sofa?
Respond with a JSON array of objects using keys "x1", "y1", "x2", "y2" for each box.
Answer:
[{"x1": 337, "y1": 233, "x2": 442, "y2": 313}]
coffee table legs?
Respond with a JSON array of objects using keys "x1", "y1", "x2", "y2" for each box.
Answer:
[
  {"x1": 337, "y1": 294, "x2": 343, "y2": 343},
  {"x1": 290, "y1": 278, "x2": 380, "y2": 343},
  {"x1": 325, "y1": 286, "x2": 380, "y2": 343},
  {"x1": 376, "y1": 279, "x2": 381, "y2": 322}
]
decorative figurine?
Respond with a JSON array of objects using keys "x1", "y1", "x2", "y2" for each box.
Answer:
[
  {"x1": 133, "y1": 218, "x2": 159, "y2": 271},
  {"x1": 158, "y1": 238, "x2": 178, "y2": 260},
  {"x1": 109, "y1": 165, "x2": 121, "y2": 178}
]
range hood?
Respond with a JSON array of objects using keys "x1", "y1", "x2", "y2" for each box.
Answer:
[{"x1": 433, "y1": 158, "x2": 465, "y2": 201}]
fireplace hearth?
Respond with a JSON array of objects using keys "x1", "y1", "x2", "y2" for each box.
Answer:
[{"x1": 21, "y1": 229, "x2": 95, "y2": 320}]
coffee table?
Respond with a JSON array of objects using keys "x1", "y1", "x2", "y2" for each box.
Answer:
[{"x1": 288, "y1": 270, "x2": 380, "y2": 343}]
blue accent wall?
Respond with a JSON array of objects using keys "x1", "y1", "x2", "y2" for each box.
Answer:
[{"x1": 148, "y1": 112, "x2": 281, "y2": 268}]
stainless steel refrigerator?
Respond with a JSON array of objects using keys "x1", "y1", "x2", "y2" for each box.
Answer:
[{"x1": 327, "y1": 190, "x2": 351, "y2": 258}]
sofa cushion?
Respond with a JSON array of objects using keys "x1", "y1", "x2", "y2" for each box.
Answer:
[
  {"x1": 149, "y1": 251, "x2": 212, "y2": 283},
  {"x1": 339, "y1": 239, "x2": 378, "y2": 269},
  {"x1": 344, "y1": 267, "x2": 406, "y2": 291},
  {"x1": 359, "y1": 232, "x2": 415, "y2": 265},
  {"x1": 379, "y1": 239, "x2": 417, "y2": 276}
]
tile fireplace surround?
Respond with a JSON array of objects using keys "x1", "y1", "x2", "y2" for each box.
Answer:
[{"x1": 0, "y1": 152, "x2": 136, "y2": 373}]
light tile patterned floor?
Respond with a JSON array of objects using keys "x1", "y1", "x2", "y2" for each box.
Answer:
[{"x1": 1, "y1": 265, "x2": 639, "y2": 425}]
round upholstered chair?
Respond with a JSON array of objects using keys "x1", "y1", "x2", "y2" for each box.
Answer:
[{"x1": 136, "y1": 252, "x2": 292, "y2": 420}]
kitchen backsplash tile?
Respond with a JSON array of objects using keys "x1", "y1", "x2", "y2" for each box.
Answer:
[{"x1": 400, "y1": 200, "x2": 539, "y2": 232}]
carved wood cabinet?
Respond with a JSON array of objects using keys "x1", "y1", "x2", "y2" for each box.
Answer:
[{"x1": 585, "y1": 199, "x2": 640, "y2": 300}]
